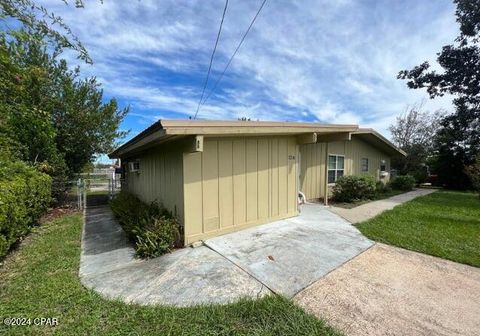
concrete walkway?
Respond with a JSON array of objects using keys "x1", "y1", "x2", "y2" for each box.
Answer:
[
  {"x1": 204, "y1": 204, "x2": 373, "y2": 297},
  {"x1": 329, "y1": 188, "x2": 436, "y2": 224},
  {"x1": 80, "y1": 206, "x2": 270, "y2": 307},
  {"x1": 80, "y1": 203, "x2": 372, "y2": 306}
]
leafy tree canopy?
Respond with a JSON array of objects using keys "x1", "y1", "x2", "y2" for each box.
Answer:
[
  {"x1": 389, "y1": 101, "x2": 444, "y2": 182},
  {"x1": 1, "y1": 0, "x2": 128, "y2": 200},
  {"x1": 398, "y1": 0, "x2": 480, "y2": 189}
]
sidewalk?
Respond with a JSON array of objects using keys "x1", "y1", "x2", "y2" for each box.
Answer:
[
  {"x1": 329, "y1": 189, "x2": 437, "y2": 224},
  {"x1": 80, "y1": 205, "x2": 269, "y2": 307}
]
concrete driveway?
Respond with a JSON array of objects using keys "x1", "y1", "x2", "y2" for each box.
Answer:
[
  {"x1": 81, "y1": 203, "x2": 372, "y2": 305},
  {"x1": 295, "y1": 243, "x2": 480, "y2": 336},
  {"x1": 204, "y1": 204, "x2": 373, "y2": 297}
]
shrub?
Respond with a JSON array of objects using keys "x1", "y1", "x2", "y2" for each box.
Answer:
[
  {"x1": 465, "y1": 155, "x2": 480, "y2": 198},
  {"x1": 390, "y1": 175, "x2": 416, "y2": 191},
  {"x1": 133, "y1": 217, "x2": 178, "y2": 258},
  {"x1": 0, "y1": 161, "x2": 51, "y2": 258},
  {"x1": 110, "y1": 192, "x2": 179, "y2": 258},
  {"x1": 332, "y1": 175, "x2": 376, "y2": 202},
  {"x1": 375, "y1": 181, "x2": 392, "y2": 195}
]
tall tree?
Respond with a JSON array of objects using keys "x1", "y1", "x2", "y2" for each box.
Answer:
[
  {"x1": 1, "y1": 1, "x2": 128, "y2": 201},
  {"x1": 389, "y1": 101, "x2": 444, "y2": 182},
  {"x1": 398, "y1": 0, "x2": 480, "y2": 189}
]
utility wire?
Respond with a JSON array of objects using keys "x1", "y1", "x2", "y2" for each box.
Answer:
[
  {"x1": 200, "y1": 0, "x2": 268, "y2": 108},
  {"x1": 193, "y1": 0, "x2": 229, "y2": 119}
]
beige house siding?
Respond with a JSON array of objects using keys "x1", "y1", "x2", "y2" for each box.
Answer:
[
  {"x1": 123, "y1": 148, "x2": 184, "y2": 224},
  {"x1": 347, "y1": 136, "x2": 391, "y2": 178},
  {"x1": 299, "y1": 142, "x2": 327, "y2": 201},
  {"x1": 183, "y1": 136, "x2": 298, "y2": 244},
  {"x1": 299, "y1": 137, "x2": 391, "y2": 200}
]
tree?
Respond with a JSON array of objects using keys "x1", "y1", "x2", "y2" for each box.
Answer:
[
  {"x1": 465, "y1": 154, "x2": 480, "y2": 197},
  {"x1": 1, "y1": 1, "x2": 128, "y2": 201},
  {"x1": 389, "y1": 101, "x2": 444, "y2": 182},
  {"x1": 0, "y1": 0, "x2": 91, "y2": 63},
  {"x1": 398, "y1": 0, "x2": 480, "y2": 189}
]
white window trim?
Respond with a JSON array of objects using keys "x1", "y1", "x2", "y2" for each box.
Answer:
[{"x1": 327, "y1": 154, "x2": 345, "y2": 185}]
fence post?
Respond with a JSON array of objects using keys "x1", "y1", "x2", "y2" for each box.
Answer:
[
  {"x1": 77, "y1": 178, "x2": 82, "y2": 209},
  {"x1": 83, "y1": 179, "x2": 87, "y2": 209}
]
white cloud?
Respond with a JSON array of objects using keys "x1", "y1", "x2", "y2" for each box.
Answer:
[{"x1": 38, "y1": 0, "x2": 459, "y2": 139}]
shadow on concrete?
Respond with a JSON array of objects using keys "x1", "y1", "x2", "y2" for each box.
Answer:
[{"x1": 86, "y1": 193, "x2": 109, "y2": 207}]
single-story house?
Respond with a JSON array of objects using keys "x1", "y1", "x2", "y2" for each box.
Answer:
[{"x1": 109, "y1": 120, "x2": 405, "y2": 245}]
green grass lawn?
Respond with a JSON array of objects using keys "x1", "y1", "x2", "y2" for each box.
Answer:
[
  {"x1": 358, "y1": 191, "x2": 480, "y2": 267},
  {"x1": 0, "y1": 214, "x2": 340, "y2": 336}
]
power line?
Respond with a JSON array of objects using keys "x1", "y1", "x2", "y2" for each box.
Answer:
[
  {"x1": 193, "y1": 0, "x2": 229, "y2": 119},
  {"x1": 200, "y1": 0, "x2": 268, "y2": 108}
]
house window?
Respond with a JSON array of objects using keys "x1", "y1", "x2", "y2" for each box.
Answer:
[
  {"x1": 361, "y1": 158, "x2": 369, "y2": 172},
  {"x1": 328, "y1": 155, "x2": 344, "y2": 183},
  {"x1": 380, "y1": 160, "x2": 386, "y2": 172}
]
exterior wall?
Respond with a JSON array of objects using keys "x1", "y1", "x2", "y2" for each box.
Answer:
[
  {"x1": 299, "y1": 137, "x2": 391, "y2": 200},
  {"x1": 123, "y1": 147, "x2": 184, "y2": 224},
  {"x1": 183, "y1": 136, "x2": 298, "y2": 244},
  {"x1": 346, "y1": 137, "x2": 391, "y2": 179},
  {"x1": 299, "y1": 142, "x2": 327, "y2": 201}
]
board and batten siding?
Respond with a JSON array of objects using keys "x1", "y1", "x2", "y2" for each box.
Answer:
[
  {"x1": 299, "y1": 136, "x2": 391, "y2": 200},
  {"x1": 347, "y1": 136, "x2": 391, "y2": 177},
  {"x1": 183, "y1": 136, "x2": 298, "y2": 244},
  {"x1": 123, "y1": 149, "x2": 184, "y2": 224}
]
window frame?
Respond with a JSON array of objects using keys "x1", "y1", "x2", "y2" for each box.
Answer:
[
  {"x1": 380, "y1": 159, "x2": 387, "y2": 172},
  {"x1": 327, "y1": 154, "x2": 345, "y2": 184},
  {"x1": 361, "y1": 158, "x2": 369, "y2": 172}
]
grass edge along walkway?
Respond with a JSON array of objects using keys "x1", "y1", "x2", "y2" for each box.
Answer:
[
  {"x1": 0, "y1": 212, "x2": 341, "y2": 336},
  {"x1": 357, "y1": 191, "x2": 480, "y2": 268}
]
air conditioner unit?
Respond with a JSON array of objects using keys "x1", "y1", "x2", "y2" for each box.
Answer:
[{"x1": 129, "y1": 161, "x2": 140, "y2": 173}]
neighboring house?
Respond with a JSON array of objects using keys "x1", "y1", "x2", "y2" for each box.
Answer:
[{"x1": 109, "y1": 120, "x2": 405, "y2": 245}]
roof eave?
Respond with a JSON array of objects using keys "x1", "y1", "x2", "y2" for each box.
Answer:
[
  {"x1": 352, "y1": 129, "x2": 406, "y2": 157},
  {"x1": 109, "y1": 119, "x2": 361, "y2": 158}
]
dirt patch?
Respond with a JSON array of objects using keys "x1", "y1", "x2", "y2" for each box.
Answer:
[
  {"x1": 294, "y1": 243, "x2": 480, "y2": 336},
  {"x1": 39, "y1": 207, "x2": 79, "y2": 224}
]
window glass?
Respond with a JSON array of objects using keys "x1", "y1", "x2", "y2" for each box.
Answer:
[
  {"x1": 327, "y1": 154, "x2": 345, "y2": 183},
  {"x1": 328, "y1": 170, "x2": 336, "y2": 183},
  {"x1": 328, "y1": 155, "x2": 336, "y2": 169},
  {"x1": 337, "y1": 156, "x2": 344, "y2": 169},
  {"x1": 361, "y1": 158, "x2": 369, "y2": 172},
  {"x1": 380, "y1": 160, "x2": 386, "y2": 172}
]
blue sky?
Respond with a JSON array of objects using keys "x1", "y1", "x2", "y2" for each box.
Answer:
[{"x1": 41, "y1": 0, "x2": 458, "y2": 161}]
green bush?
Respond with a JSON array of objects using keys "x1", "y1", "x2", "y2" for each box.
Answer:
[
  {"x1": 110, "y1": 192, "x2": 179, "y2": 258},
  {"x1": 390, "y1": 175, "x2": 416, "y2": 191},
  {"x1": 0, "y1": 161, "x2": 51, "y2": 258},
  {"x1": 332, "y1": 175, "x2": 376, "y2": 202},
  {"x1": 375, "y1": 181, "x2": 392, "y2": 194}
]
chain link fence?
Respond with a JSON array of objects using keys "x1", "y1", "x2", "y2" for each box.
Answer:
[{"x1": 52, "y1": 172, "x2": 121, "y2": 210}]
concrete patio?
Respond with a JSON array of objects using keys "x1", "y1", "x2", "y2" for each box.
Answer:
[
  {"x1": 80, "y1": 203, "x2": 373, "y2": 306},
  {"x1": 80, "y1": 206, "x2": 269, "y2": 307}
]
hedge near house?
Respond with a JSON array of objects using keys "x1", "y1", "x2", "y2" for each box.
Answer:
[
  {"x1": 0, "y1": 160, "x2": 51, "y2": 258},
  {"x1": 389, "y1": 175, "x2": 416, "y2": 191},
  {"x1": 332, "y1": 175, "x2": 376, "y2": 202},
  {"x1": 110, "y1": 192, "x2": 179, "y2": 258}
]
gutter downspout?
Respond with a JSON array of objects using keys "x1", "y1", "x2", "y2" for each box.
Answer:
[{"x1": 324, "y1": 142, "x2": 329, "y2": 206}]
